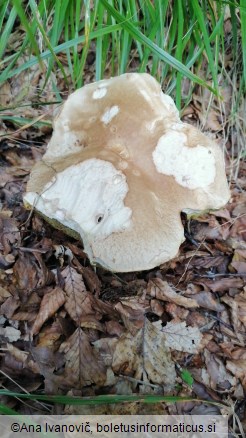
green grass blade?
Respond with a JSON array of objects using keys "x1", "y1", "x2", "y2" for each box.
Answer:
[
  {"x1": 175, "y1": 0, "x2": 184, "y2": 109},
  {"x1": 240, "y1": 0, "x2": 246, "y2": 89},
  {"x1": 100, "y1": 0, "x2": 217, "y2": 93},
  {"x1": 0, "y1": 5, "x2": 17, "y2": 59},
  {"x1": 12, "y1": 0, "x2": 43, "y2": 66},
  {"x1": 190, "y1": 0, "x2": 219, "y2": 89},
  {"x1": 0, "y1": 24, "x2": 122, "y2": 84}
]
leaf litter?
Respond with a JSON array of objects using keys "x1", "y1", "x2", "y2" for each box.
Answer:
[{"x1": 0, "y1": 51, "x2": 245, "y2": 432}]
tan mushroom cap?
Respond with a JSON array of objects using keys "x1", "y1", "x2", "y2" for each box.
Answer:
[{"x1": 24, "y1": 73, "x2": 230, "y2": 272}]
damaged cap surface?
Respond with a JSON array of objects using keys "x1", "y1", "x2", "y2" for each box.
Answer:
[{"x1": 24, "y1": 73, "x2": 230, "y2": 272}]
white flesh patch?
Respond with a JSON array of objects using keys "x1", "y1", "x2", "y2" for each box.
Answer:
[
  {"x1": 25, "y1": 159, "x2": 132, "y2": 239},
  {"x1": 101, "y1": 106, "x2": 119, "y2": 124},
  {"x1": 153, "y1": 131, "x2": 216, "y2": 189},
  {"x1": 93, "y1": 87, "x2": 107, "y2": 99}
]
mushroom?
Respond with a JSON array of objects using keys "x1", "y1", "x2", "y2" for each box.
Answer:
[{"x1": 24, "y1": 73, "x2": 230, "y2": 272}]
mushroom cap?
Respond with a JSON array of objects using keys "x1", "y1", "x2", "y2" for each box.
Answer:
[{"x1": 24, "y1": 73, "x2": 230, "y2": 272}]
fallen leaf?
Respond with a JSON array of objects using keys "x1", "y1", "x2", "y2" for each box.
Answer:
[
  {"x1": 220, "y1": 343, "x2": 246, "y2": 360},
  {"x1": 230, "y1": 261, "x2": 246, "y2": 274},
  {"x1": 197, "y1": 277, "x2": 244, "y2": 293},
  {"x1": 112, "y1": 318, "x2": 176, "y2": 389},
  {"x1": 0, "y1": 215, "x2": 20, "y2": 254},
  {"x1": 6, "y1": 343, "x2": 41, "y2": 374},
  {"x1": 204, "y1": 349, "x2": 237, "y2": 391},
  {"x1": 222, "y1": 290, "x2": 246, "y2": 327},
  {"x1": 0, "y1": 296, "x2": 20, "y2": 318},
  {"x1": 160, "y1": 320, "x2": 202, "y2": 353},
  {"x1": 37, "y1": 320, "x2": 64, "y2": 349},
  {"x1": 226, "y1": 359, "x2": 246, "y2": 389},
  {"x1": 12, "y1": 292, "x2": 41, "y2": 322},
  {"x1": 185, "y1": 290, "x2": 225, "y2": 311},
  {"x1": 72, "y1": 257, "x2": 101, "y2": 295},
  {"x1": 114, "y1": 297, "x2": 149, "y2": 334},
  {"x1": 31, "y1": 287, "x2": 65, "y2": 335},
  {"x1": 147, "y1": 279, "x2": 198, "y2": 308},
  {"x1": 59, "y1": 327, "x2": 106, "y2": 386},
  {"x1": 62, "y1": 266, "x2": 88, "y2": 325},
  {"x1": 0, "y1": 326, "x2": 21, "y2": 342},
  {"x1": 13, "y1": 251, "x2": 54, "y2": 294},
  {"x1": 0, "y1": 286, "x2": 11, "y2": 302}
]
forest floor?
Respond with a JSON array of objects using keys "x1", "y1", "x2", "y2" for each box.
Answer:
[{"x1": 0, "y1": 53, "x2": 246, "y2": 434}]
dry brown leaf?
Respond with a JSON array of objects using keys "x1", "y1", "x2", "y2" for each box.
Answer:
[
  {"x1": 59, "y1": 327, "x2": 106, "y2": 386},
  {"x1": 165, "y1": 302, "x2": 189, "y2": 320},
  {"x1": 80, "y1": 315, "x2": 105, "y2": 332},
  {"x1": 198, "y1": 277, "x2": 244, "y2": 293},
  {"x1": 186, "y1": 311, "x2": 208, "y2": 328},
  {"x1": 185, "y1": 291, "x2": 225, "y2": 312},
  {"x1": 0, "y1": 296, "x2": 20, "y2": 318},
  {"x1": 147, "y1": 278, "x2": 198, "y2": 308},
  {"x1": 160, "y1": 320, "x2": 203, "y2": 353},
  {"x1": 230, "y1": 249, "x2": 246, "y2": 274},
  {"x1": 62, "y1": 266, "x2": 89, "y2": 324},
  {"x1": 226, "y1": 359, "x2": 246, "y2": 388},
  {"x1": 222, "y1": 291, "x2": 246, "y2": 328},
  {"x1": 0, "y1": 286, "x2": 11, "y2": 302},
  {"x1": 220, "y1": 343, "x2": 246, "y2": 360},
  {"x1": 204, "y1": 349, "x2": 237, "y2": 391},
  {"x1": 150, "y1": 299, "x2": 164, "y2": 316},
  {"x1": 31, "y1": 287, "x2": 65, "y2": 335},
  {"x1": 93, "y1": 337, "x2": 118, "y2": 367},
  {"x1": 112, "y1": 318, "x2": 176, "y2": 389},
  {"x1": 6, "y1": 343, "x2": 40, "y2": 374},
  {"x1": 114, "y1": 297, "x2": 149, "y2": 334},
  {"x1": 0, "y1": 215, "x2": 20, "y2": 254},
  {"x1": 72, "y1": 257, "x2": 101, "y2": 295},
  {"x1": 37, "y1": 320, "x2": 64, "y2": 349},
  {"x1": 13, "y1": 251, "x2": 54, "y2": 294},
  {"x1": 191, "y1": 222, "x2": 224, "y2": 241},
  {"x1": 62, "y1": 266, "x2": 114, "y2": 325},
  {"x1": 229, "y1": 214, "x2": 246, "y2": 243},
  {"x1": 12, "y1": 291, "x2": 41, "y2": 322},
  {"x1": 231, "y1": 261, "x2": 246, "y2": 274}
]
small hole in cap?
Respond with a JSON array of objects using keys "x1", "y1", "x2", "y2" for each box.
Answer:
[{"x1": 96, "y1": 214, "x2": 104, "y2": 224}]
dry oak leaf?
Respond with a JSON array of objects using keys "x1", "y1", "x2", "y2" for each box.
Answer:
[
  {"x1": 147, "y1": 278, "x2": 198, "y2": 308},
  {"x1": 59, "y1": 327, "x2": 106, "y2": 386},
  {"x1": 31, "y1": 287, "x2": 65, "y2": 335},
  {"x1": 160, "y1": 320, "x2": 203, "y2": 353},
  {"x1": 112, "y1": 318, "x2": 176, "y2": 389}
]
